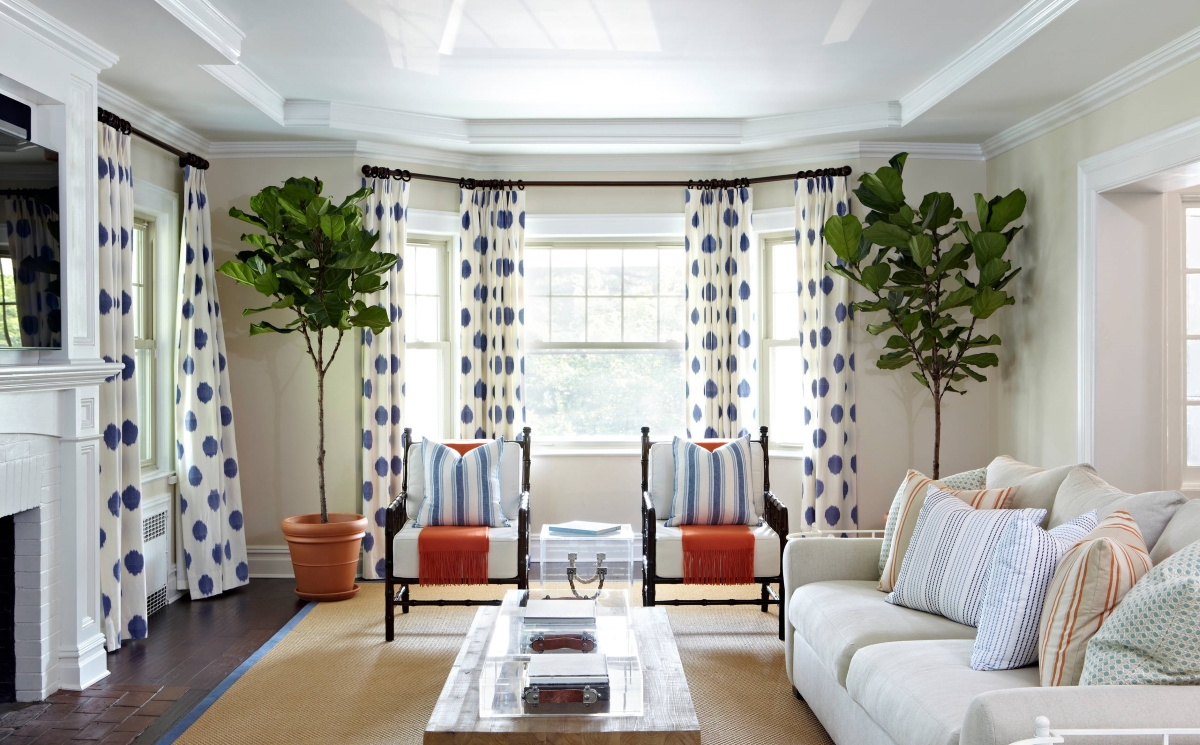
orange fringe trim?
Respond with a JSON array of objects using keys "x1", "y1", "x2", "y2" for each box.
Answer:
[
  {"x1": 418, "y1": 526, "x2": 489, "y2": 585},
  {"x1": 680, "y1": 525, "x2": 754, "y2": 585}
]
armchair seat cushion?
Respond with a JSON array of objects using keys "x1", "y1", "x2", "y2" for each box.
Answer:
[
  {"x1": 392, "y1": 524, "x2": 519, "y2": 579},
  {"x1": 653, "y1": 520, "x2": 779, "y2": 579},
  {"x1": 790, "y1": 580, "x2": 977, "y2": 687}
]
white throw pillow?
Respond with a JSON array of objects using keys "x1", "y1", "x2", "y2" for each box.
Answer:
[
  {"x1": 877, "y1": 466, "x2": 987, "y2": 576},
  {"x1": 665, "y1": 436, "x2": 756, "y2": 527},
  {"x1": 885, "y1": 487, "x2": 1045, "y2": 626},
  {"x1": 1049, "y1": 468, "x2": 1187, "y2": 552},
  {"x1": 985, "y1": 455, "x2": 1094, "y2": 517},
  {"x1": 970, "y1": 510, "x2": 1097, "y2": 671}
]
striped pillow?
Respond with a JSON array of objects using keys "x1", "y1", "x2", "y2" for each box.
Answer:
[
  {"x1": 1037, "y1": 510, "x2": 1152, "y2": 686},
  {"x1": 970, "y1": 510, "x2": 1098, "y2": 671},
  {"x1": 878, "y1": 466, "x2": 987, "y2": 576},
  {"x1": 665, "y1": 436, "x2": 755, "y2": 527},
  {"x1": 413, "y1": 438, "x2": 508, "y2": 528},
  {"x1": 886, "y1": 488, "x2": 1044, "y2": 625},
  {"x1": 878, "y1": 471, "x2": 1014, "y2": 592}
]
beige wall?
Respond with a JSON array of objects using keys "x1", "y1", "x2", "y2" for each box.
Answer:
[
  {"x1": 201, "y1": 152, "x2": 990, "y2": 563},
  {"x1": 986, "y1": 56, "x2": 1200, "y2": 474}
]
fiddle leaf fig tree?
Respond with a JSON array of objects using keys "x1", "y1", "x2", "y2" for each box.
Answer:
[
  {"x1": 217, "y1": 177, "x2": 396, "y2": 523},
  {"x1": 822, "y1": 154, "x2": 1026, "y2": 479}
]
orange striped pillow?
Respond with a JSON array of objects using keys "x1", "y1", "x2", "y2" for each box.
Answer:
[
  {"x1": 878, "y1": 470, "x2": 1014, "y2": 592},
  {"x1": 1037, "y1": 510, "x2": 1152, "y2": 686}
]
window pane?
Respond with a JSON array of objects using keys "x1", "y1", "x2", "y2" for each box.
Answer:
[
  {"x1": 406, "y1": 347, "x2": 442, "y2": 438},
  {"x1": 414, "y1": 244, "x2": 439, "y2": 289},
  {"x1": 0, "y1": 258, "x2": 18, "y2": 346},
  {"x1": 659, "y1": 248, "x2": 685, "y2": 297},
  {"x1": 772, "y1": 292, "x2": 799, "y2": 340},
  {"x1": 623, "y1": 249, "x2": 657, "y2": 295},
  {"x1": 1189, "y1": 406, "x2": 1200, "y2": 466},
  {"x1": 1189, "y1": 274, "x2": 1200, "y2": 335},
  {"x1": 526, "y1": 248, "x2": 550, "y2": 296},
  {"x1": 587, "y1": 297, "x2": 621, "y2": 342},
  {"x1": 1190, "y1": 340, "x2": 1200, "y2": 400},
  {"x1": 659, "y1": 296, "x2": 685, "y2": 343},
  {"x1": 415, "y1": 296, "x2": 439, "y2": 342},
  {"x1": 526, "y1": 296, "x2": 550, "y2": 342},
  {"x1": 624, "y1": 297, "x2": 656, "y2": 342},
  {"x1": 551, "y1": 249, "x2": 586, "y2": 296},
  {"x1": 772, "y1": 242, "x2": 797, "y2": 294},
  {"x1": 526, "y1": 350, "x2": 685, "y2": 437},
  {"x1": 1187, "y1": 209, "x2": 1200, "y2": 269},
  {"x1": 587, "y1": 249, "x2": 621, "y2": 296},
  {"x1": 769, "y1": 345, "x2": 804, "y2": 445},
  {"x1": 136, "y1": 347, "x2": 154, "y2": 465},
  {"x1": 550, "y1": 297, "x2": 585, "y2": 341}
]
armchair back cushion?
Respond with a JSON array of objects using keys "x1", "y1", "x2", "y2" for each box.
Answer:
[
  {"x1": 410, "y1": 439, "x2": 513, "y2": 525},
  {"x1": 408, "y1": 438, "x2": 519, "y2": 526},
  {"x1": 647, "y1": 438, "x2": 765, "y2": 522}
]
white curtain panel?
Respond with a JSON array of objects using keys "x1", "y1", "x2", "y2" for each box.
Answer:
[
  {"x1": 458, "y1": 188, "x2": 526, "y2": 440},
  {"x1": 175, "y1": 165, "x2": 248, "y2": 598},
  {"x1": 2, "y1": 195, "x2": 60, "y2": 347},
  {"x1": 683, "y1": 186, "x2": 758, "y2": 439},
  {"x1": 359, "y1": 176, "x2": 407, "y2": 580},
  {"x1": 795, "y1": 175, "x2": 857, "y2": 532},
  {"x1": 97, "y1": 124, "x2": 146, "y2": 649}
]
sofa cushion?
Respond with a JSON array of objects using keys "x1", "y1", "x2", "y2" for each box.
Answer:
[
  {"x1": 653, "y1": 520, "x2": 778, "y2": 579},
  {"x1": 1150, "y1": 498, "x2": 1200, "y2": 564},
  {"x1": 985, "y1": 455, "x2": 1093, "y2": 516},
  {"x1": 846, "y1": 639, "x2": 1039, "y2": 745},
  {"x1": 789, "y1": 580, "x2": 977, "y2": 687},
  {"x1": 1048, "y1": 468, "x2": 1186, "y2": 552},
  {"x1": 392, "y1": 524, "x2": 519, "y2": 579}
]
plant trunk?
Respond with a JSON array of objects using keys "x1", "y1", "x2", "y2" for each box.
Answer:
[
  {"x1": 316, "y1": 332, "x2": 328, "y2": 523},
  {"x1": 932, "y1": 393, "x2": 942, "y2": 480}
]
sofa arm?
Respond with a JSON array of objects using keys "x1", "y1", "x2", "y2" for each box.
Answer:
[
  {"x1": 783, "y1": 537, "x2": 882, "y2": 686},
  {"x1": 962, "y1": 685, "x2": 1200, "y2": 745}
]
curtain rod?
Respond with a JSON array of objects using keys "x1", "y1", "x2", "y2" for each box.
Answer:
[
  {"x1": 97, "y1": 107, "x2": 209, "y2": 170},
  {"x1": 360, "y1": 164, "x2": 852, "y2": 190}
]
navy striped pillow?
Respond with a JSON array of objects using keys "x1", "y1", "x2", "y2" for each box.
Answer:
[{"x1": 666, "y1": 436, "x2": 756, "y2": 527}]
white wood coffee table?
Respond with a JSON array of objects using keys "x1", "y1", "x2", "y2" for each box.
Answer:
[{"x1": 424, "y1": 594, "x2": 699, "y2": 745}]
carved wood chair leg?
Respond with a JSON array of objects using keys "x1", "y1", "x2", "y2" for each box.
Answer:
[
  {"x1": 778, "y1": 589, "x2": 785, "y2": 641},
  {"x1": 793, "y1": 686, "x2": 803, "y2": 701},
  {"x1": 401, "y1": 583, "x2": 410, "y2": 614},
  {"x1": 760, "y1": 582, "x2": 769, "y2": 613},
  {"x1": 385, "y1": 579, "x2": 395, "y2": 641}
]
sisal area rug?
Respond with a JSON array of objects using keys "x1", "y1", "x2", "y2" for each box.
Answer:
[{"x1": 165, "y1": 582, "x2": 832, "y2": 745}]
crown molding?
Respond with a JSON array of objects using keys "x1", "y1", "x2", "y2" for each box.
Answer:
[
  {"x1": 201, "y1": 64, "x2": 284, "y2": 124},
  {"x1": 97, "y1": 82, "x2": 211, "y2": 155},
  {"x1": 900, "y1": 0, "x2": 1078, "y2": 125},
  {"x1": 153, "y1": 0, "x2": 242, "y2": 63},
  {"x1": 982, "y1": 25, "x2": 1200, "y2": 159},
  {"x1": 743, "y1": 101, "x2": 901, "y2": 142},
  {"x1": 0, "y1": 0, "x2": 118, "y2": 72}
]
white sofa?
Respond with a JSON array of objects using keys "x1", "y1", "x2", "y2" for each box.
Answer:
[{"x1": 783, "y1": 473, "x2": 1200, "y2": 745}]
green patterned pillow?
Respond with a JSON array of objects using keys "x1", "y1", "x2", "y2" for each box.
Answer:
[{"x1": 1080, "y1": 539, "x2": 1200, "y2": 685}]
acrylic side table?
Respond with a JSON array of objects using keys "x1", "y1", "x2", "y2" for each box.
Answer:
[{"x1": 537, "y1": 524, "x2": 636, "y2": 589}]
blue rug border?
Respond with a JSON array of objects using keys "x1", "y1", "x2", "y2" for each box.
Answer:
[{"x1": 157, "y1": 599, "x2": 319, "y2": 745}]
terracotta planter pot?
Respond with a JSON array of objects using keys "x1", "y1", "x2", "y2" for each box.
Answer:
[{"x1": 281, "y1": 512, "x2": 367, "y2": 601}]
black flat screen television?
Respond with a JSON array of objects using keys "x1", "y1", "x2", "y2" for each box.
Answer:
[{"x1": 0, "y1": 92, "x2": 60, "y2": 349}]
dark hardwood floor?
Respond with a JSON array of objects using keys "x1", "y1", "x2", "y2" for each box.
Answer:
[{"x1": 0, "y1": 579, "x2": 306, "y2": 745}]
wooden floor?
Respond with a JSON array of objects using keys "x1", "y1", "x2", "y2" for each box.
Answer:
[{"x1": 0, "y1": 579, "x2": 307, "y2": 745}]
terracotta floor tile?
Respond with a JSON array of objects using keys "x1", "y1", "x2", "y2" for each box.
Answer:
[
  {"x1": 4, "y1": 736, "x2": 38, "y2": 745},
  {"x1": 13, "y1": 722, "x2": 53, "y2": 738},
  {"x1": 42, "y1": 695, "x2": 80, "y2": 705},
  {"x1": 33, "y1": 705, "x2": 75, "y2": 722},
  {"x1": 66, "y1": 722, "x2": 113, "y2": 741},
  {"x1": 110, "y1": 716, "x2": 153, "y2": 736},
  {"x1": 92, "y1": 709, "x2": 133, "y2": 725},
  {"x1": 45, "y1": 714, "x2": 95, "y2": 730},
  {"x1": 132, "y1": 700, "x2": 172, "y2": 718},
  {"x1": 150, "y1": 686, "x2": 188, "y2": 702},
  {"x1": 68, "y1": 700, "x2": 115, "y2": 716},
  {"x1": 28, "y1": 729, "x2": 75, "y2": 745},
  {"x1": 95, "y1": 732, "x2": 136, "y2": 745},
  {"x1": 111, "y1": 692, "x2": 152, "y2": 710},
  {"x1": 0, "y1": 705, "x2": 49, "y2": 728},
  {"x1": 74, "y1": 690, "x2": 117, "y2": 699}
]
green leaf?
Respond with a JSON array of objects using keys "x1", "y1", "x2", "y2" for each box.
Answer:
[
  {"x1": 911, "y1": 371, "x2": 928, "y2": 387},
  {"x1": 970, "y1": 334, "x2": 1001, "y2": 347},
  {"x1": 304, "y1": 294, "x2": 349, "y2": 328},
  {"x1": 217, "y1": 261, "x2": 256, "y2": 286},
  {"x1": 855, "y1": 297, "x2": 890, "y2": 312},
  {"x1": 276, "y1": 267, "x2": 313, "y2": 293},
  {"x1": 866, "y1": 321, "x2": 895, "y2": 335},
  {"x1": 975, "y1": 194, "x2": 990, "y2": 227},
  {"x1": 888, "y1": 152, "x2": 908, "y2": 176},
  {"x1": 937, "y1": 285, "x2": 976, "y2": 312},
  {"x1": 876, "y1": 167, "x2": 905, "y2": 203},
  {"x1": 891, "y1": 269, "x2": 926, "y2": 286},
  {"x1": 984, "y1": 189, "x2": 1026, "y2": 232},
  {"x1": 995, "y1": 267, "x2": 1022, "y2": 291},
  {"x1": 961, "y1": 366, "x2": 988, "y2": 383},
  {"x1": 971, "y1": 232, "x2": 1007, "y2": 267},
  {"x1": 249, "y1": 321, "x2": 295, "y2": 335},
  {"x1": 888, "y1": 204, "x2": 916, "y2": 230},
  {"x1": 823, "y1": 215, "x2": 863, "y2": 264},
  {"x1": 824, "y1": 263, "x2": 860, "y2": 286},
  {"x1": 319, "y1": 213, "x2": 346, "y2": 241},
  {"x1": 252, "y1": 267, "x2": 280, "y2": 296},
  {"x1": 876, "y1": 353, "x2": 914, "y2": 370},
  {"x1": 885, "y1": 334, "x2": 908, "y2": 350},
  {"x1": 901, "y1": 311, "x2": 921, "y2": 335},
  {"x1": 229, "y1": 205, "x2": 267, "y2": 230},
  {"x1": 348, "y1": 305, "x2": 390, "y2": 333},
  {"x1": 962, "y1": 352, "x2": 999, "y2": 368},
  {"x1": 860, "y1": 263, "x2": 891, "y2": 292},
  {"x1": 978, "y1": 258, "x2": 1009, "y2": 287},
  {"x1": 909, "y1": 233, "x2": 934, "y2": 268},
  {"x1": 969, "y1": 287, "x2": 1013, "y2": 319},
  {"x1": 932, "y1": 243, "x2": 969, "y2": 276},
  {"x1": 862, "y1": 221, "x2": 913, "y2": 248},
  {"x1": 352, "y1": 274, "x2": 385, "y2": 293},
  {"x1": 337, "y1": 186, "x2": 374, "y2": 210}
]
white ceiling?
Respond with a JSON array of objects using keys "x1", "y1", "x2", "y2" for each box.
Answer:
[{"x1": 23, "y1": 0, "x2": 1200, "y2": 156}]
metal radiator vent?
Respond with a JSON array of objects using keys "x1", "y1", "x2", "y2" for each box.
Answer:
[{"x1": 143, "y1": 510, "x2": 167, "y2": 542}]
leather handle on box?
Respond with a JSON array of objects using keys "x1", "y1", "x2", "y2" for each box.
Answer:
[{"x1": 530, "y1": 634, "x2": 596, "y2": 653}]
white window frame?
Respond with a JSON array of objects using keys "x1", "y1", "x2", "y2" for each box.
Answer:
[
  {"x1": 132, "y1": 216, "x2": 156, "y2": 469},
  {"x1": 405, "y1": 233, "x2": 454, "y2": 440},
  {"x1": 758, "y1": 231, "x2": 804, "y2": 451},
  {"x1": 132, "y1": 180, "x2": 179, "y2": 482},
  {"x1": 525, "y1": 237, "x2": 686, "y2": 450}
]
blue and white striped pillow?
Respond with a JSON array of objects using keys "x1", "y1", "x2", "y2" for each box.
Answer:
[
  {"x1": 886, "y1": 487, "x2": 1045, "y2": 626},
  {"x1": 971, "y1": 510, "x2": 1097, "y2": 671},
  {"x1": 413, "y1": 438, "x2": 508, "y2": 528},
  {"x1": 665, "y1": 436, "x2": 756, "y2": 527}
]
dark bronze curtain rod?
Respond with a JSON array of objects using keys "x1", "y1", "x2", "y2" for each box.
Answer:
[
  {"x1": 360, "y1": 164, "x2": 851, "y2": 190},
  {"x1": 98, "y1": 107, "x2": 209, "y2": 170}
]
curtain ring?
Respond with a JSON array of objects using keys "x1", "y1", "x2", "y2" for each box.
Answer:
[{"x1": 516, "y1": 180, "x2": 525, "y2": 191}]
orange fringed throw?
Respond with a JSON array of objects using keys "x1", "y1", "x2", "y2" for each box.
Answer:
[
  {"x1": 680, "y1": 525, "x2": 754, "y2": 585},
  {"x1": 418, "y1": 526, "x2": 489, "y2": 585}
]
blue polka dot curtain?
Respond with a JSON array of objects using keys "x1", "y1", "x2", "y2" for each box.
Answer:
[
  {"x1": 683, "y1": 187, "x2": 758, "y2": 438},
  {"x1": 1, "y1": 195, "x2": 60, "y2": 347},
  {"x1": 97, "y1": 124, "x2": 146, "y2": 649},
  {"x1": 174, "y1": 165, "x2": 249, "y2": 598},
  {"x1": 458, "y1": 188, "x2": 525, "y2": 439},
  {"x1": 359, "y1": 176, "x2": 407, "y2": 580},
  {"x1": 796, "y1": 175, "x2": 857, "y2": 532}
]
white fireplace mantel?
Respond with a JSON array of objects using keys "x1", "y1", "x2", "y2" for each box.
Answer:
[{"x1": 0, "y1": 363, "x2": 120, "y2": 394}]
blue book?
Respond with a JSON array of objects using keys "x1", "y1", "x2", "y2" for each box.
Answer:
[{"x1": 548, "y1": 521, "x2": 622, "y2": 537}]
